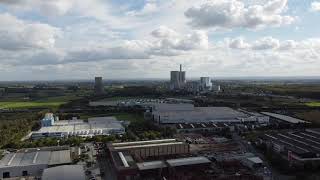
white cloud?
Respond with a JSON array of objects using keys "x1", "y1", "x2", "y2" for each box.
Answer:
[
  {"x1": 150, "y1": 27, "x2": 208, "y2": 56},
  {"x1": 252, "y1": 37, "x2": 280, "y2": 50},
  {"x1": 0, "y1": 13, "x2": 60, "y2": 50},
  {"x1": 185, "y1": 0, "x2": 295, "y2": 30},
  {"x1": 151, "y1": 26, "x2": 179, "y2": 38},
  {"x1": 226, "y1": 37, "x2": 320, "y2": 56},
  {"x1": 228, "y1": 37, "x2": 251, "y2": 49},
  {"x1": 311, "y1": 1, "x2": 320, "y2": 11},
  {"x1": 127, "y1": 1, "x2": 158, "y2": 16},
  {"x1": 0, "y1": 0, "x2": 110, "y2": 20}
]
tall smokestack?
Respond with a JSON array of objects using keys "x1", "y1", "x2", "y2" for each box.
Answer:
[{"x1": 180, "y1": 64, "x2": 182, "y2": 72}]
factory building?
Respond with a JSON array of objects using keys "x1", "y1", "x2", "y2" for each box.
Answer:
[
  {"x1": 260, "y1": 129, "x2": 320, "y2": 167},
  {"x1": 261, "y1": 112, "x2": 310, "y2": 125},
  {"x1": 150, "y1": 104, "x2": 267, "y2": 124},
  {"x1": 94, "y1": 76, "x2": 104, "y2": 95},
  {"x1": 42, "y1": 165, "x2": 85, "y2": 180},
  {"x1": 32, "y1": 115, "x2": 125, "y2": 139},
  {"x1": 41, "y1": 113, "x2": 55, "y2": 127},
  {"x1": 0, "y1": 147, "x2": 72, "y2": 179},
  {"x1": 170, "y1": 65, "x2": 186, "y2": 90},
  {"x1": 199, "y1": 77, "x2": 213, "y2": 92},
  {"x1": 106, "y1": 139, "x2": 211, "y2": 180}
]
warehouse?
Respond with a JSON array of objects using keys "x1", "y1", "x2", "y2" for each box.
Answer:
[
  {"x1": 150, "y1": 104, "x2": 264, "y2": 124},
  {"x1": 31, "y1": 116, "x2": 125, "y2": 139},
  {"x1": 176, "y1": 122, "x2": 231, "y2": 133},
  {"x1": 106, "y1": 139, "x2": 210, "y2": 180},
  {"x1": 261, "y1": 129, "x2": 320, "y2": 166},
  {"x1": 42, "y1": 165, "x2": 85, "y2": 180},
  {"x1": 260, "y1": 112, "x2": 310, "y2": 124},
  {"x1": 108, "y1": 139, "x2": 189, "y2": 161},
  {"x1": 0, "y1": 147, "x2": 72, "y2": 179}
]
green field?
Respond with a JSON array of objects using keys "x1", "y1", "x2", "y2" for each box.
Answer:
[
  {"x1": 0, "y1": 101, "x2": 66, "y2": 109},
  {"x1": 305, "y1": 102, "x2": 320, "y2": 107}
]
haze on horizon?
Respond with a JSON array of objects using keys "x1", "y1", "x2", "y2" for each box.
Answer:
[{"x1": 0, "y1": 0, "x2": 319, "y2": 81}]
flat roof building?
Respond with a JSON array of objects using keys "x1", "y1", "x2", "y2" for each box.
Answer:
[
  {"x1": 261, "y1": 129, "x2": 320, "y2": 166},
  {"x1": 42, "y1": 165, "x2": 85, "y2": 180},
  {"x1": 106, "y1": 139, "x2": 211, "y2": 180},
  {"x1": 32, "y1": 116, "x2": 125, "y2": 139},
  {"x1": 151, "y1": 104, "x2": 260, "y2": 124},
  {"x1": 261, "y1": 112, "x2": 310, "y2": 124},
  {"x1": 0, "y1": 147, "x2": 72, "y2": 179}
]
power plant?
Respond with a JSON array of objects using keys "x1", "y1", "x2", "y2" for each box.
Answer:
[{"x1": 170, "y1": 64, "x2": 186, "y2": 90}]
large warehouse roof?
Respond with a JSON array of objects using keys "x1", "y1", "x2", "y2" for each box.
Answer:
[
  {"x1": 35, "y1": 116, "x2": 124, "y2": 136},
  {"x1": 112, "y1": 139, "x2": 177, "y2": 147},
  {"x1": 0, "y1": 149, "x2": 71, "y2": 168},
  {"x1": 42, "y1": 165, "x2": 85, "y2": 180},
  {"x1": 167, "y1": 157, "x2": 211, "y2": 167},
  {"x1": 261, "y1": 112, "x2": 310, "y2": 124}
]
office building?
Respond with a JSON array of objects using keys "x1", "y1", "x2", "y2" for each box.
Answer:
[{"x1": 94, "y1": 77, "x2": 104, "y2": 95}]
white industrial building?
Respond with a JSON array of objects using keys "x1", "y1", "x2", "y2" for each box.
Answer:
[
  {"x1": 31, "y1": 115, "x2": 125, "y2": 139},
  {"x1": 199, "y1": 77, "x2": 213, "y2": 92},
  {"x1": 151, "y1": 104, "x2": 269, "y2": 124},
  {"x1": 0, "y1": 147, "x2": 71, "y2": 179}
]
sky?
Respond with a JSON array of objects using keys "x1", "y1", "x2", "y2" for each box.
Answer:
[{"x1": 0, "y1": 0, "x2": 319, "y2": 80}]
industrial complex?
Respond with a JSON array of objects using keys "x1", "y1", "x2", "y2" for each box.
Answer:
[
  {"x1": 259, "y1": 129, "x2": 320, "y2": 167},
  {"x1": 106, "y1": 139, "x2": 211, "y2": 180},
  {"x1": 149, "y1": 103, "x2": 269, "y2": 124},
  {"x1": 31, "y1": 114, "x2": 125, "y2": 139}
]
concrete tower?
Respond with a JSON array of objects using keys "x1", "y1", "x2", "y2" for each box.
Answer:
[
  {"x1": 94, "y1": 77, "x2": 104, "y2": 95},
  {"x1": 170, "y1": 64, "x2": 186, "y2": 90}
]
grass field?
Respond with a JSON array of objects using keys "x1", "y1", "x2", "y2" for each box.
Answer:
[
  {"x1": 305, "y1": 102, "x2": 320, "y2": 107},
  {"x1": 0, "y1": 95, "x2": 82, "y2": 109},
  {"x1": 0, "y1": 101, "x2": 66, "y2": 109}
]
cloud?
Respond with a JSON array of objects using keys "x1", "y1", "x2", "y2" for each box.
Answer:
[
  {"x1": 185, "y1": 0, "x2": 295, "y2": 30},
  {"x1": 150, "y1": 29, "x2": 208, "y2": 56},
  {"x1": 127, "y1": 0, "x2": 158, "y2": 16},
  {"x1": 0, "y1": 0, "x2": 109, "y2": 20},
  {"x1": 151, "y1": 26, "x2": 179, "y2": 38},
  {"x1": 252, "y1": 37, "x2": 280, "y2": 50},
  {"x1": 226, "y1": 37, "x2": 320, "y2": 52},
  {"x1": 228, "y1": 37, "x2": 251, "y2": 49},
  {"x1": 0, "y1": 13, "x2": 60, "y2": 50},
  {"x1": 9, "y1": 27, "x2": 208, "y2": 66},
  {"x1": 311, "y1": 1, "x2": 320, "y2": 11}
]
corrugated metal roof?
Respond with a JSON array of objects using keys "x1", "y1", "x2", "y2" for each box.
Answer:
[
  {"x1": 167, "y1": 157, "x2": 211, "y2": 167},
  {"x1": 112, "y1": 139, "x2": 177, "y2": 147},
  {"x1": 261, "y1": 112, "x2": 309, "y2": 124},
  {"x1": 247, "y1": 157, "x2": 263, "y2": 164},
  {"x1": 42, "y1": 165, "x2": 85, "y2": 180},
  {"x1": 137, "y1": 161, "x2": 167, "y2": 170},
  {"x1": 0, "y1": 150, "x2": 71, "y2": 168},
  {"x1": 114, "y1": 142, "x2": 184, "y2": 150}
]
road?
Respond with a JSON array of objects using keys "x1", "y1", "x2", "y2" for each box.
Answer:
[{"x1": 97, "y1": 152, "x2": 117, "y2": 180}]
